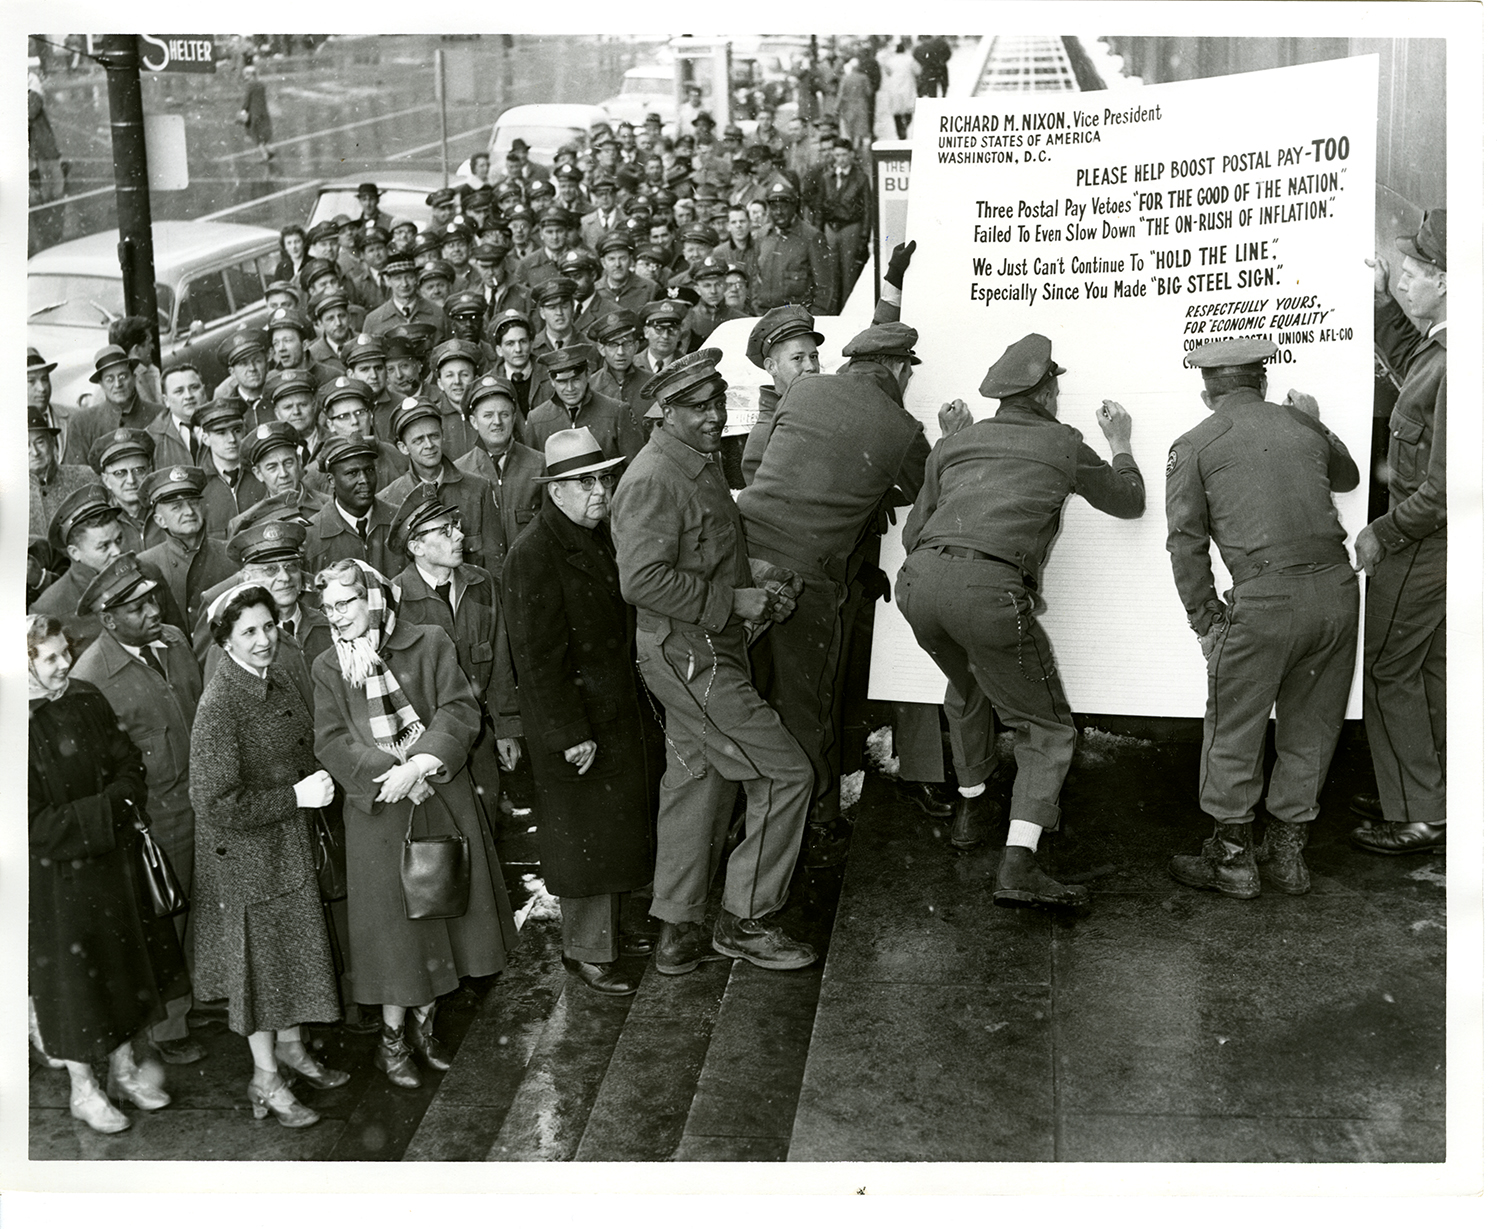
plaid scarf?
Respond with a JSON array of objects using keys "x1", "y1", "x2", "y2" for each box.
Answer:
[{"x1": 331, "y1": 561, "x2": 426, "y2": 760}]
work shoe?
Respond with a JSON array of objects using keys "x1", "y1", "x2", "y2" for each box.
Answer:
[
  {"x1": 655, "y1": 920, "x2": 728, "y2": 976},
  {"x1": 1349, "y1": 820, "x2": 1446, "y2": 856},
  {"x1": 992, "y1": 845, "x2": 1089, "y2": 907},
  {"x1": 949, "y1": 793, "x2": 988, "y2": 850},
  {"x1": 619, "y1": 931, "x2": 656, "y2": 956},
  {"x1": 1350, "y1": 792, "x2": 1384, "y2": 821},
  {"x1": 711, "y1": 910, "x2": 818, "y2": 970},
  {"x1": 154, "y1": 1037, "x2": 206, "y2": 1065},
  {"x1": 1169, "y1": 821, "x2": 1261, "y2": 899},
  {"x1": 897, "y1": 779, "x2": 955, "y2": 819},
  {"x1": 563, "y1": 956, "x2": 637, "y2": 997},
  {"x1": 373, "y1": 1023, "x2": 422, "y2": 1089},
  {"x1": 801, "y1": 818, "x2": 850, "y2": 868},
  {"x1": 1255, "y1": 818, "x2": 1312, "y2": 894}
]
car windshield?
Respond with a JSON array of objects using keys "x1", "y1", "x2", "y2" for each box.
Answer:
[
  {"x1": 623, "y1": 75, "x2": 672, "y2": 94},
  {"x1": 308, "y1": 188, "x2": 433, "y2": 229},
  {"x1": 499, "y1": 125, "x2": 587, "y2": 151},
  {"x1": 28, "y1": 274, "x2": 174, "y2": 327}
]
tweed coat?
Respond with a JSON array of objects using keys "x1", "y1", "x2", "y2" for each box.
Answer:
[
  {"x1": 501, "y1": 499, "x2": 653, "y2": 897},
  {"x1": 313, "y1": 620, "x2": 515, "y2": 1006},
  {"x1": 189, "y1": 654, "x2": 340, "y2": 1035},
  {"x1": 29, "y1": 682, "x2": 187, "y2": 1061}
]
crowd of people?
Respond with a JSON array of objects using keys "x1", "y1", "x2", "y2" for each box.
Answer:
[{"x1": 26, "y1": 83, "x2": 1446, "y2": 1146}]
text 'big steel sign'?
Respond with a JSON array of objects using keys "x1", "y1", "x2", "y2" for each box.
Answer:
[{"x1": 138, "y1": 35, "x2": 217, "y2": 73}]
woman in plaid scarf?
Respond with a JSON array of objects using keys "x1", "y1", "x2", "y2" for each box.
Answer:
[{"x1": 311, "y1": 559, "x2": 516, "y2": 1089}]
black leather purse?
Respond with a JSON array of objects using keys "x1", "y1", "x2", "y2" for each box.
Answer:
[
  {"x1": 399, "y1": 789, "x2": 470, "y2": 920},
  {"x1": 127, "y1": 800, "x2": 188, "y2": 919},
  {"x1": 310, "y1": 807, "x2": 347, "y2": 902}
]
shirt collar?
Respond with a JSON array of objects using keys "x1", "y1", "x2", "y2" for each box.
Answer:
[
  {"x1": 334, "y1": 500, "x2": 369, "y2": 531},
  {"x1": 1427, "y1": 320, "x2": 1447, "y2": 337}
]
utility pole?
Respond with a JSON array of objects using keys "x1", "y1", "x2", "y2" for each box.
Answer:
[
  {"x1": 95, "y1": 34, "x2": 161, "y2": 365},
  {"x1": 436, "y1": 49, "x2": 450, "y2": 188}
]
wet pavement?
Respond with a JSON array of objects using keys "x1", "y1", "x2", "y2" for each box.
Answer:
[
  {"x1": 30, "y1": 34, "x2": 665, "y2": 251},
  {"x1": 29, "y1": 720, "x2": 1444, "y2": 1164}
]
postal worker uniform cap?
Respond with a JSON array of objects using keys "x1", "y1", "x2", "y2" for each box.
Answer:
[
  {"x1": 315, "y1": 434, "x2": 380, "y2": 469},
  {"x1": 842, "y1": 322, "x2": 921, "y2": 365},
  {"x1": 266, "y1": 369, "x2": 318, "y2": 403},
  {"x1": 443, "y1": 290, "x2": 486, "y2": 318},
  {"x1": 746, "y1": 305, "x2": 823, "y2": 369},
  {"x1": 267, "y1": 307, "x2": 313, "y2": 339},
  {"x1": 1394, "y1": 208, "x2": 1446, "y2": 272},
  {"x1": 389, "y1": 492, "x2": 463, "y2": 557},
  {"x1": 230, "y1": 517, "x2": 307, "y2": 565},
  {"x1": 489, "y1": 309, "x2": 534, "y2": 341},
  {"x1": 464, "y1": 374, "x2": 520, "y2": 415},
  {"x1": 1183, "y1": 337, "x2": 1277, "y2": 371},
  {"x1": 641, "y1": 348, "x2": 727, "y2": 408},
  {"x1": 141, "y1": 465, "x2": 206, "y2": 508},
  {"x1": 245, "y1": 421, "x2": 304, "y2": 467},
  {"x1": 310, "y1": 289, "x2": 350, "y2": 318},
  {"x1": 535, "y1": 277, "x2": 580, "y2": 306},
  {"x1": 91, "y1": 427, "x2": 155, "y2": 472},
  {"x1": 342, "y1": 333, "x2": 387, "y2": 367},
  {"x1": 538, "y1": 344, "x2": 597, "y2": 378},
  {"x1": 587, "y1": 310, "x2": 644, "y2": 344},
  {"x1": 598, "y1": 230, "x2": 635, "y2": 256},
  {"x1": 77, "y1": 555, "x2": 159, "y2": 616},
  {"x1": 319, "y1": 375, "x2": 376, "y2": 412},
  {"x1": 390, "y1": 397, "x2": 445, "y2": 440},
  {"x1": 50, "y1": 485, "x2": 119, "y2": 550},
  {"x1": 978, "y1": 334, "x2": 1068, "y2": 399},
  {"x1": 191, "y1": 400, "x2": 246, "y2": 433},
  {"x1": 417, "y1": 259, "x2": 457, "y2": 286},
  {"x1": 430, "y1": 339, "x2": 483, "y2": 371}
]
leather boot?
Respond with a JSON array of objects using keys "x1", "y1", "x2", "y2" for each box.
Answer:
[
  {"x1": 655, "y1": 920, "x2": 729, "y2": 976},
  {"x1": 711, "y1": 910, "x2": 818, "y2": 970},
  {"x1": 992, "y1": 845, "x2": 1089, "y2": 906},
  {"x1": 949, "y1": 793, "x2": 989, "y2": 850},
  {"x1": 1255, "y1": 818, "x2": 1311, "y2": 894},
  {"x1": 373, "y1": 1022, "x2": 422, "y2": 1089},
  {"x1": 1349, "y1": 820, "x2": 1446, "y2": 855},
  {"x1": 1350, "y1": 793, "x2": 1383, "y2": 821},
  {"x1": 1169, "y1": 821, "x2": 1261, "y2": 899},
  {"x1": 562, "y1": 956, "x2": 637, "y2": 996},
  {"x1": 406, "y1": 1009, "x2": 454, "y2": 1070}
]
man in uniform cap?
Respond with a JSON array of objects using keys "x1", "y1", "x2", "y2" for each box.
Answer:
[
  {"x1": 439, "y1": 220, "x2": 480, "y2": 292},
  {"x1": 305, "y1": 376, "x2": 407, "y2": 494},
  {"x1": 667, "y1": 225, "x2": 720, "y2": 291},
  {"x1": 524, "y1": 344, "x2": 639, "y2": 461},
  {"x1": 301, "y1": 435, "x2": 400, "y2": 577},
  {"x1": 91, "y1": 427, "x2": 161, "y2": 553},
  {"x1": 192, "y1": 399, "x2": 259, "y2": 538},
  {"x1": 897, "y1": 333, "x2": 1145, "y2": 907},
  {"x1": 383, "y1": 321, "x2": 441, "y2": 403},
  {"x1": 751, "y1": 180, "x2": 836, "y2": 315},
  {"x1": 416, "y1": 258, "x2": 457, "y2": 308},
  {"x1": 737, "y1": 320, "x2": 937, "y2": 864},
  {"x1": 723, "y1": 261, "x2": 750, "y2": 313},
  {"x1": 443, "y1": 291, "x2": 500, "y2": 369},
  {"x1": 244, "y1": 420, "x2": 328, "y2": 523},
  {"x1": 308, "y1": 290, "x2": 356, "y2": 367},
  {"x1": 804, "y1": 137, "x2": 871, "y2": 310},
  {"x1": 29, "y1": 405, "x2": 94, "y2": 538},
  {"x1": 1349, "y1": 208, "x2": 1449, "y2": 855},
  {"x1": 64, "y1": 345, "x2": 167, "y2": 467},
  {"x1": 596, "y1": 232, "x2": 657, "y2": 316},
  {"x1": 530, "y1": 277, "x2": 591, "y2": 366},
  {"x1": 426, "y1": 187, "x2": 459, "y2": 230},
  {"x1": 426, "y1": 339, "x2": 484, "y2": 458},
  {"x1": 739, "y1": 305, "x2": 825, "y2": 483},
  {"x1": 518, "y1": 206, "x2": 575, "y2": 289},
  {"x1": 137, "y1": 466, "x2": 238, "y2": 634},
  {"x1": 1164, "y1": 338, "x2": 1361, "y2": 898},
  {"x1": 559, "y1": 250, "x2": 612, "y2": 340},
  {"x1": 472, "y1": 237, "x2": 532, "y2": 322},
  {"x1": 390, "y1": 492, "x2": 522, "y2": 834},
  {"x1": 379, "y1": 398, "x2": 505, "y2": 573},
  {"x1": 683, "y1": 255, "x2": 748, "y2": 348},
  {"x1": 30, "y1": 488, "x2": 174, "y2": 651},
  {"x1": 364, "y1": 252, "x2": 446, "y2": 337},
  {"x1": 341, "y1": 333, "x2": 399, "y2": 438},
  {"x1": 587, "y1": 310, "x2": 655, "y2": 457},
  {"x1": 213, "y1": 329, "x2": 272, "y2": 423},
  {"x1": 611, "y1": 349, "x2": 815, "y2": 973},
  {"x1": 638, "y1": 298, "x2": 692, "y2": 375},
  {"x1": 267, "y1": 307, "x2": 343, "y2": 387},
  {"x1": 264, "y1": 368, "x2": 324, "y2": 470},
  {"x1": 456, "y1": 376, "x2": 546, "y2": 568},
  {"x1": 69, "y1": 553, "x2": 206, "y2": 1065}
]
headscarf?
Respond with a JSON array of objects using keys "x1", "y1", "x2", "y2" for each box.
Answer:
[
  {"x1": 208, "y1": 582, "x2": 275, "y2": 678},
  {"x1": 330, "y1": 560, "x2": 425, "y2": 760},
  {"x1": 26, "y1": 613, "x2": 69, "y2": 704}
]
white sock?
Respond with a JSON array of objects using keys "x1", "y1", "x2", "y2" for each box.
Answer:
[
  {"x1": 1006, "y1": 820, "x2": 1043, "y2": 851},
  {"x1": 957, "y1": 783, "x2": 986, "y2": 799}
]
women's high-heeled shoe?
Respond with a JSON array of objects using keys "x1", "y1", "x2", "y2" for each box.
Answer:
[
  {"x1": 274, "y1": 1041, "x2": 352, "y2": 1089},
  {"x1": 107, "y1": 1044, "x2": 170, "y2": 1111},
  {"x1": 248, "y1": 1069, "x2": 321, "y2": 1128},
  {"x1": 406, "y1": 1011, "x2": 453, "y2": 1071},
  {"x1": 67, "y1": 1063, "x2": 130, "y2": 1134},
  {"x1": 373, "y1": 1022, "x2": 422, "y2": 1088}
]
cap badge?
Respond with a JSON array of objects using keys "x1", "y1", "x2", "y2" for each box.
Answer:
[
  {"x1": 265, "y1": 525, "x2": 283, "y2": 541},
  {"x1": 169, "y1": 466, "x2": 188, "y2": 481}
]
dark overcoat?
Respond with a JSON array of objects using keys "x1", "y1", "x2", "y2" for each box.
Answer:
[
  {"x1": 189, "y1": 655, "x2": 340, "y2": 1035},
  {"x1": 312, "y1": 621, "x2": 515, "y2": 1006},
  {"x1": 501, "y1": 499, "x2": 653, "y2": 897},
  {"x1": 29, "y1": 682, "x2": 187, "y2": 1061}
]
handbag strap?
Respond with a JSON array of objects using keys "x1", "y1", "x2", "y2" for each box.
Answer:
[{"x1": 404, "y1": 788, "x2": 462, "y2": 842}]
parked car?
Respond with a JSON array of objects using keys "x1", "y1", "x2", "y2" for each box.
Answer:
[
  {"x1": 27, "y1": 220, "x2": 281, "y2": 413},
  {"x1": 305, "y1": 173, "x2": 447, "y2": 232},
  {"x1": 599, "y1": 62, "x2": 680, "y2": 134},
  {"x1": 486, "y1": 103, "x2": 613, "y2": 173}
]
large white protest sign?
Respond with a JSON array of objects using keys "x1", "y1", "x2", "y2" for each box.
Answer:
[{"x1": 870, "y1": 56, "x2": 1378, "y2": 717}]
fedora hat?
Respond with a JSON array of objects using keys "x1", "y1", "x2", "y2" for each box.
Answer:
[{"x1": 533, "y1": 427, "x2": 627, "y2": 483}]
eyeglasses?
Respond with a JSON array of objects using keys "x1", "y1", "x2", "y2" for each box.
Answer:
[
  {"x1": 647, "y1": 320, "x2": 681, "y2": 331},
  {"x1": 105, "y1": 465, "x2": 150, "y2": 481},
  {"x1": 321, "y1": 596, "x2": 365, "y2": 617},
  {"x1": 420, "y1": 522, "x2": 465, "y2": 540},
  {"x1": 568, "y1": 472, "x2": 616, "y2": 492}
]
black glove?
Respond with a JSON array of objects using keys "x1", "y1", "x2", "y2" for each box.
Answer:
[
  {"x1": 885, "y1": 240, "x2": 916, "y2": 290},
  {"x1": 855, "y1": 557, "x2": 892, "y2": 604}
]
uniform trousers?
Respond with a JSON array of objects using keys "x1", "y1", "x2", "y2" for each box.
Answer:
[
  {"x1": 147, "y1": 810, "x2": 195, "y2": 1042},
  {"x1": 1201, "y1": 565, "x2": 1360, "y2": 824},
  {"x1": 559, "y1": 893, "x2": 625, "y2": 965},
  {"x1": 637, "y1": 625, "x2": 813, "y2": 923},
  {"x1": 823, "y1": 222, "x2": 867, "y2": 312},
  {"x1": 896, "y1": 550, "x2": 1072, "y2": 829},
  {"x1": 1363, "y1": 532, "x2": 1446, "y2": 826}
]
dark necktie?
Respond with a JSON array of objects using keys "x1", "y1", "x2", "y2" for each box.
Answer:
[
  {"x1": 435, "y1": 581, "x2": 452, "y2": 610},
  {"x1": 139, "y1": 644, "x2": 166, "y2": 679},
  {"x1": 355, "y1": 516, "x2": 369, "y2": 541},
  {"x1": 222, "y1": 469, "x2": 239, "y2": 489},
  {"x1": 280, "y1": 617, "x2": 297, "y2": 640}
]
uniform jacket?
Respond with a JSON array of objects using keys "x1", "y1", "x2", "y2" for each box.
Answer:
[
  {"x1": 138, "y1": 531, "x2": 238, "y2": 635},
  {"x1": 597, "y1": 273, "x2": 658, "y2": 317},
  {"x1": 611, "y1": 428, "x2": 752, "y2": 648},
  {"x1": 455, "y1": 438, "x2": 546, "y2": 569},
  {"x1": 201, "y1": 465, "x2": 266, "y2": 539},
  {"x1": 523, "y1": 387, "x2": 642, "y2": 461},
  {"x1": 378, "y1": 457, "x2": 506, "y2": 575},
  {"x1": 904, "y1": 397, "x2": 1147, "y2": 589},
  {"x1": 70, "y1": 624, "x2": 202, "y2": 829},
  {"x1": 751, "y1": 218, "x2": 837, "y2": 314},
  {"x1": 494, "y1": 365, "x2": 554, "y2": 421},
  {"x1": 301, "y1": 496, "x2": 400, "y2": 578},
  {"x1": 590, "y1": 364, "x2": 656, "y2": 462},
  {"x1": 1370, "y1": 297, "x2": 1446, "y2": 552},
  {"x1": 1165, "y1": 390, "x2": 1359, "y2": 633},
  {"x1": 738, "y1": 366, "x2": 927, "y2": 577},
  {"x1": 363, "y1": 295, "x2": 446, "y2": 338},
  {"x1": 501, "y1": 499, "x2": 653, "y2": 898}
]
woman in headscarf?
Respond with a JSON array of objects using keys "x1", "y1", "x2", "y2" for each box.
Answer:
[
  {"x1": 190, "y1": 583, "x2": 345, "y2": 1129},
  {"x1": 28, "y1": 613, "x2": 187, "y2": 1134},
  {"x1": 311, "y1": 559, "x2": 515, "y2": 1089}
]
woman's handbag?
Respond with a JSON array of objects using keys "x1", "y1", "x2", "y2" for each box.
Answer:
[
  {"x1": 399, "y1": 789, "x2": 470, "y2": 920},
  {"x1": 127, "y1": 800, "x2": 188, "y2": 919},
  {"x1": 310, "y1": 807, "x2": 347, "y2": 902}
]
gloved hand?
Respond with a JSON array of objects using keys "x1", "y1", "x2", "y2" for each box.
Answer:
[
  {"x1": 885, "y1": 240, "x2": 917, "y2": 290},
  {"x1": 1197, "y1": 617, "x2": 1229, "y2": 660},
  {"x1": 749, "y1": 558, "x2": 805, "y2": 598},
  {"x1": 856, "y1": 558, "x2": 892, "y2": 603}
]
